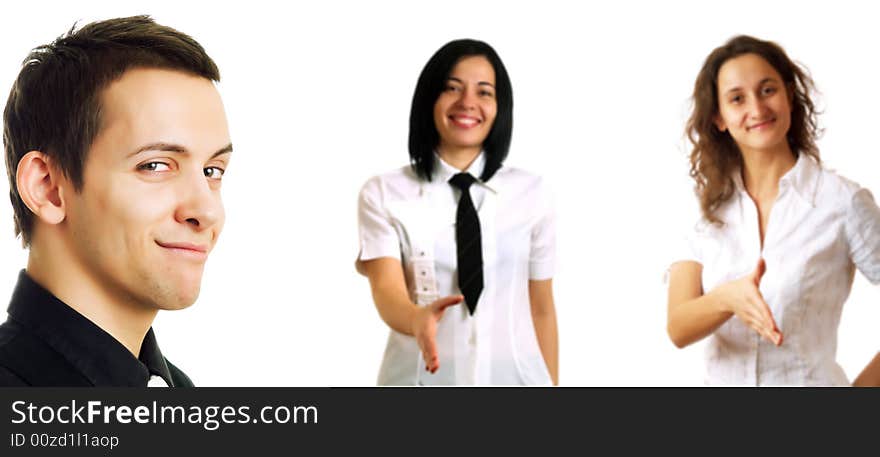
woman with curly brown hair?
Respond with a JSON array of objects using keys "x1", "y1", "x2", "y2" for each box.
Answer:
[{"x1": 667, "y1": 35, "x2": 880, "y2": 386}]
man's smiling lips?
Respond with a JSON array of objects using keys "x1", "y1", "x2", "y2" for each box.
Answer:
[{"x1": 155, "y1": 241, "x2": 209, "y2": 260}]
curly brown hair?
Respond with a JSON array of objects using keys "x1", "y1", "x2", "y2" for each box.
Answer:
[{"x1": 685, "y1": 35, "x2": 820, "y2": 224}]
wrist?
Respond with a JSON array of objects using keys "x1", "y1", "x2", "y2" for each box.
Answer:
[
  {"x1": 706, "y1": 285, "x2": 733, "y2": 315},
  {"x1": 407, "y1": 303, "x2": 420, "y2": 336}
]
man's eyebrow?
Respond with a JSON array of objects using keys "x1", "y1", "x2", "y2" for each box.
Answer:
[
  {"x1": 129, "y1": 142, "x2": 188, "y2": 157},
  {"x1": 128, "y1": 142, "x2": 233, "y2": 158},
  {"x1": 212, "y1": 143, "x2": 233, "y2": 159}
]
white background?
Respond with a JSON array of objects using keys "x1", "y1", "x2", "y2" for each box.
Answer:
[{"x1": 1, "y1": 0, "x2": 879, "y2": 386}]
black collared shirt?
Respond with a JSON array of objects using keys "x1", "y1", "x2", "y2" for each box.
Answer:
[{"x1": 0, "y1": 271, "x2": 193, "y2": 387}]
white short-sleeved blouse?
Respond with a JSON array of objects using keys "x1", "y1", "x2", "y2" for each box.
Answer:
[
  {"x1": 358, "y1": 153, "x2": 555, "y2": 385},
  {"x1": 674, "y1": 154, "x2": 880, "y2": 385}
]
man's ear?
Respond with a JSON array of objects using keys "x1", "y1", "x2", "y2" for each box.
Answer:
[{"x1": 16, "y1": 151, "x2": 68, "y2": 226}]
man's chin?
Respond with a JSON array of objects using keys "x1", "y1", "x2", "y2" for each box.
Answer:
[
  {"x1": 153, "y1": 287, "x2": 201, "y2": 311},
  {"x1": 147, "y1": 272, "x2": 204, "y2": 311}
]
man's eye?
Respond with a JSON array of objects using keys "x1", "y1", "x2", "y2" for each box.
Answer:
[
  {"x1": 204, "y1": 167, "x2": 225, "y2": 180},
  {"x1": 138, "y1": 162, "x2": 171, "y2": 172}
]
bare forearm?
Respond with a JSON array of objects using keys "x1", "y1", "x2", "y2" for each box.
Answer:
[
  {"x1": 532, "y1": 311, "x2": 558, "y2": 385},
  {"x1": 529, "y1": 279, "x2": 558, "y2": 385},
  {"x1": 668, "y1": 260, "x2": 781, "y2": 348},
  {"x1": 373, "y1": 293, "x2": 416, "y2": 335},
  {"x1": 360, "y1": 258, "x2": 418, "y2": 336},
  {"x1": 667, "y1": 290, "x2": 733, "y2": 348},
  {"x1": 370, "y1": 283, "x2": 418, "y2": 336},
  {"x1": 853, "y1": 352, "x2": 880, "y2": 387}
]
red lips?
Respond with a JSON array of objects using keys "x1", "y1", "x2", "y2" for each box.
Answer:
[{"x1": 449, "y1": 114, "x2": 481, "y2": 129}]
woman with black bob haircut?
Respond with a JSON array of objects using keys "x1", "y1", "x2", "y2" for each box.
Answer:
[
  {"x1": 408, "y1": 39, "x2": 512, "y2": 182},
  {"x1": 667, "y1": 35, "x2": 880, "y2": 386},
  {"x1": 356, "y1": 39, "x2": 558, "y2": 386}
]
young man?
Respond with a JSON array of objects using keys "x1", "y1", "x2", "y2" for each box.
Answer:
[{"x1": 0, "y1": 16, "x2": 232, "y2": 386}]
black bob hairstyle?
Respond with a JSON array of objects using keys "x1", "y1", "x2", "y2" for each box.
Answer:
[{"x1": 408, "y1": 39, "x2": 513, "y2": 182}]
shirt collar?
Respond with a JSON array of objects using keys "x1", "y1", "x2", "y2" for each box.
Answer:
[
  {"x1": 785, "y1": 153, "x2": 820, "y2": 207},
  {"x1": 432, "y1": 151, "x2": 497, "y2": 193},
  {"x1": 732, "y1": 153, "x2": 819, "y2": 207},
  {"x1": 6, "y1": 270, "x2": 176, "y2": 387}
]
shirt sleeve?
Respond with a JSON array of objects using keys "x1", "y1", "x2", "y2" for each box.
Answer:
[
  {"x1": 670, "y1": 197, "x2": 705, "y2": 267},
  {"x1": 529, "y1": 178, "x2": 556, "y2": 280},
  {"x1": 845, "y1": 188, "x2": 880, "y2": 284},
  {"x1": 663, "y1": 214, "x2": 705, "y2": 285},
  {"x1": 357, "y1": 177, "x2": 401, "y2": 261},
  {"x1": 671, "y1": 224, "x2": 703, "y2": 265}
]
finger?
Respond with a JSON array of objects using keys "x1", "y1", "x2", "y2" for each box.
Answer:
[
  {"x1": 752, "y1": 257, "x2": 766, "y2": 284},
  {"x1": 429, "y1": 354, "x2": 439, "y2": 373},
  {"x1": 751, "y1": 324, "x2": 777, "y2": 346},
  {"x1": 761, "y1": 329, "x2": 783, "y2": 346},
  {"x1": 741, "y1": 306, "x2": 772, "y2": 335},
  {"x1": 417, "y1": 337, "x2": 429, "y2": 367},
  {"x1": 748, "y1": 309, "x2": 774, "y2": 336},
  {"x1": 738, "y1": 312, "x2": 764, "y2": 334},
  {"x1": 760, "y1": 331, "x2": 778, "y2": 346},
  {"x1": 765, "y1": 323, "x2": 783, "y2": 346},
  {"x1": 756, "y1": 258, "x2": 766, "y2": 277},
  {"x1": 746, "y1": 288, "x2": 777, "y2": 331},
  {"x1": 755, "y1": 297, "x2": 779, "y2": 333},
  {"x1": 421, "y1": 348, "x2": 438, "y2": 372},
  {"x1": 743, "y1": 317, "x2": 773, "y2": 343},
  {"x1": 422, "y1": 332, "x2": 439, "y2": 372},
  {"x1": 432, "y1": 295, "x2": 464, "y2": 313},
  {"x1": 744, "y1": 314, "x2": 782, "y2": 346}
]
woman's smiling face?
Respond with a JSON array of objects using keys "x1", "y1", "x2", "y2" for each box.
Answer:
[
  {"x1": 714, "y1": 52, "x2": 793, "y2": 155},
  {"x1": 433, "y1": 55, "x2": 498, "y2": 154}
]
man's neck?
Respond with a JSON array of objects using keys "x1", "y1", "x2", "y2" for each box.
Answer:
[{"x1": 26, "y1": 236, "x2": 157, "y2": 358}]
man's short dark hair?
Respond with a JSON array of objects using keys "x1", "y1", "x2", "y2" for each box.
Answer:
[
  {"x1": 3, "y1": 15, "x2": 221, "y2": 246},
  {"x1": 408, "y1": 39, "x2": 513, "y2": 183}
]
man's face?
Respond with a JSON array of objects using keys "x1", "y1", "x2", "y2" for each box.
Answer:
[{"x1": 63, "y1": 68, "x2": 231, "y2": 311}]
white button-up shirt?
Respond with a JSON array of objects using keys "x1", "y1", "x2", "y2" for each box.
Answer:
[
  {"x1": 358, "y1": 153, "x2": 555, "y2": 386},
  {"x1": 675, "y1": 154, "x2": 880, "y2": 386},
  {"x1": 147, "y1": 375, "x2": 169, "y2": 387}
]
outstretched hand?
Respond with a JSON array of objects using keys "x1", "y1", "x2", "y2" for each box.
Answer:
[
  {"x1": 412, "y1": 295, "x2": 464, "y2": 373},
  {"x1": 715, "y1": 258, "x2": 782, "y2": 346}
]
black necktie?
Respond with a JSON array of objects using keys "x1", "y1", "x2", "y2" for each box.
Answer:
[{"x1": 449, "y1": 172, "x2": 483, "y2": 315}]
